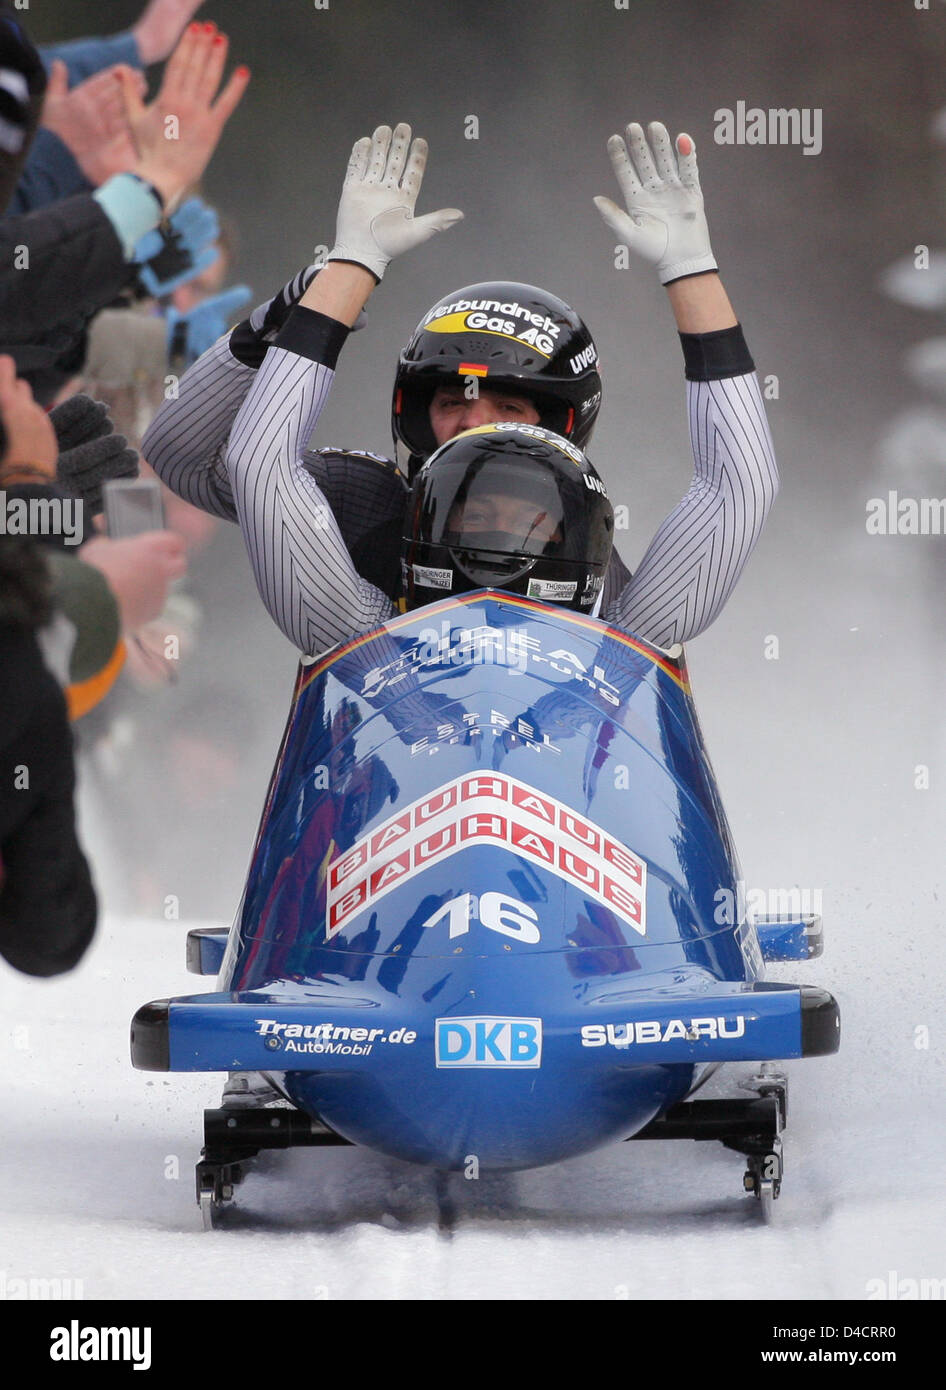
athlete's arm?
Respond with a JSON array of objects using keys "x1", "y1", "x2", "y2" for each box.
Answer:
[
  {"x1": 140, "y1": 332, "x2": 249, "y2": 519},
  {"x1": 665, "y1": 267, "x2": 737, "y2": 332},
  {"x1": 225, "y1": 310, "x2": 395, "y2": 654},
  {"x1": 141, "y1": 261, "x2": 371, "y2": 518},
  {"x1": 224, "y1": 124, "x2": 462, "y2": 653},
  {"x1": 607, "y1": 330, "x2": 778, "y2": 647},
  {"x1": 595, "y1": 120, "x2": 778, "y2": 645},
  {"x1": 145, "y1": 121, "x2": 460, "y2": 521}
]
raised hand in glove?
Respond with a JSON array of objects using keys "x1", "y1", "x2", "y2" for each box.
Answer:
[
  {"x1": 134, "y1": 197, "x2": 221, "y2": 299},
  {"x1": 328, "y1": 123, "x2": 463, "y2": 282},
  {"x1": 48, "y1": 394, "x2": 139, "y2": 517},
  {"x1": 594, "y1": 122, "x2": 717, "y2": 285}
]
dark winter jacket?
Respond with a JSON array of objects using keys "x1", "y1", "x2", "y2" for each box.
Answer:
[
  {"x1": 0, "y1": 192, "x2": 133, "y2": 401},
  {"x1": 0, "y1": 538, "x2": 97, "y2": 976}
]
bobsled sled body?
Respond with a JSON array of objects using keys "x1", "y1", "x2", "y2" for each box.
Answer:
[{"x1": 133, "y1": 594, "x2": 838, "y2": 1173}]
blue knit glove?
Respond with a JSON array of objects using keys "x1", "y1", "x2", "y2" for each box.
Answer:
[
  {"x1": 134, "y1": 198, "x2": 221, "y2": 299},
  {"x1": 166, "y1": 285, "x2": 254, "y2": 366}
]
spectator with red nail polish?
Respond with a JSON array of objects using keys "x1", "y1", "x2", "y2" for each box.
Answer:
[
  {"x1": 7, "y1": 0, "x2": 208, "y2": 216},
  {"x1": 0, "y1": 16, "x2": 250, "y2": 404}
]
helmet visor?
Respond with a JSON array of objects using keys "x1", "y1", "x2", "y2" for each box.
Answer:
[{"x1": 419, "y1": 454, "x2": 572, "y2": 559}]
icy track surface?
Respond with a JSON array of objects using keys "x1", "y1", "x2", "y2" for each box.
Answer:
[{"x1": 0, "y1": 907, "x2": 942, "y2": 1302}]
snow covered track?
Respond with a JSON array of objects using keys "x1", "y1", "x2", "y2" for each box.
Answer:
[{"x1": 0, "y1": 917, "x2": 941, "y2": 1300}]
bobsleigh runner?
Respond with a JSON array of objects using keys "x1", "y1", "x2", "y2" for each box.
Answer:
[{"x1": 131, "y1": 593, "x2": 840, "y2": 1227}]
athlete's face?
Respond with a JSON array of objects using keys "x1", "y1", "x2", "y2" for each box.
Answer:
[
  {"x1": 447, "y1": 491, "x2": 562, "y2": 546},
  {"x1": 428, "y1": 384, "x2": 541, "y2": 447}
]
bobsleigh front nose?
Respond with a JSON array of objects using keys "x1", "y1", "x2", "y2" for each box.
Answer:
[
  {"x1": 134, "y1": 980, "x2": 837, "y2": 1172},
  {"x1": 284, "y1": 1048, "x2": 691, "y2": 1171}
]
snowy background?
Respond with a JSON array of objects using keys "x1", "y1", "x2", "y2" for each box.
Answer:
[{"x1": 2, "y1": 0, "x2": 945, "y2": 1299}]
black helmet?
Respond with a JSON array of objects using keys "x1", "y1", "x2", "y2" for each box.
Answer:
[
  {"x1": 392, "y1": 281, "x2": 602, "y2": 475},
  {"x1": 402, "y1": 422, "x2": 614, "y2": 613}
]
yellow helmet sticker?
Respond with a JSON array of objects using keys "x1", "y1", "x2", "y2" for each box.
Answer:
[{"x1": 425, "y1": 310, "x2": 554, "y2": 359}]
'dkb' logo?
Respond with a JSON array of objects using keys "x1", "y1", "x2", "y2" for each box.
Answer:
[{"x1": 435, "y1": 1016, "x2": 542, "y2": 1068}]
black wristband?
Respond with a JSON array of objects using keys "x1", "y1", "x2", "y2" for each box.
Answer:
[
  {"x1": 228, "y1": 319, "x2": 267, "y2": 370},
  {"x1": 678, "y1": 324, "x2": 755, "y2": 381},
  {"x1": 273, "y1": 305, "x2": 350, "y2": 371}
]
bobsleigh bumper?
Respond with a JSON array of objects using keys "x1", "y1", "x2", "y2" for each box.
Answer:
[{"x1": 131, "y1": 981, "x2": 839, "y2": 1073}]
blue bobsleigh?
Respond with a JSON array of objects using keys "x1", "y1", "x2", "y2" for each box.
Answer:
[{"x1": 131, "y1": 593, "x2": 839, "y2": 1225}]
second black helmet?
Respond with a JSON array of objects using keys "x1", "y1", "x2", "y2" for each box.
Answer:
[{"x1": 402, "y1": 422, "x2": 614, "y2": 614}]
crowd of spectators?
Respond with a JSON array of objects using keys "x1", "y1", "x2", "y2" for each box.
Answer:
[{"x1": 0, "y1": 0, "x2": 251, "y2": 975}]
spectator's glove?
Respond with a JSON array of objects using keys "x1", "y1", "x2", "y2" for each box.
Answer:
[
  {"x1": 49, "y1": 394, "x2": 111, "y2": 453},
  {"x1": 50, "y1": 395, "x2": 139, "y2": 517},
  {"x1": 594, "y1": 121, "x2": 718, "y2": 285},
  {"x1": 166, "y1": 284, "x2": 253, "y2": 366},
  {"x1": 328, "y1": 123, "x2": 463, "y2": 282},
  {"x1": 133, "y1": 197, "x2": 221, "y2": 299}
]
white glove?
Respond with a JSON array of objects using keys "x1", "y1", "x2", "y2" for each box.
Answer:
[
  {"x1": 328, "y1": 123, "x2": 464, "y2": 281},
  {"x1": 594, "y1": 121, "x2": 717, "y2": 285}
]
